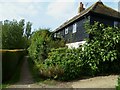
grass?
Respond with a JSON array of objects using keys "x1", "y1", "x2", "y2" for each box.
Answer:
[
  {"x1": 2, "y1": 57, "x2": 25, "y2": 88},
  {"x1": 42, "y1": 79, "x2": 60, "y2": 86},
  {"x1": 116, "y1": 75, "x2": 120, "y2": 90}
]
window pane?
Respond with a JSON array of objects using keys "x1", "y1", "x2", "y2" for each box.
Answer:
[
  {"x1": 54, "y1": 33, "x2": 56, "y2": 37},
  {"x1": 73, "y1": 23, "x2": 77, "y2": 33},
  {"x1": 65, "y1": 28, "x2": 68, "y2": 34}
]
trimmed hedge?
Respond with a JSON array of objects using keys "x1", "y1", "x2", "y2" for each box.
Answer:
[{"x1": 1, "y1": 49, "x2": 26, "y2": 82}]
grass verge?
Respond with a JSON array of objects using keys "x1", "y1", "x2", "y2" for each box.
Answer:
[{"x1": 116, "y1": 75, "x2": 120, "y2": 90}]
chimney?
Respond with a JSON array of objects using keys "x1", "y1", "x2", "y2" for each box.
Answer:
[
  {"x1": 99, "y1": 0, "x2": 102, "y2": 2},
  {"x1": 78, "y1": 2, "x2": 85, "y2": 14}
]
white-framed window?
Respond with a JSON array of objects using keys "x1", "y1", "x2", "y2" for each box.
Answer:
[
  {"x1": 54, "y1": 33, "x2": 57, "y2": 37},
  {"x1": 65, "y1": 28, "x2": 68, "y2": 34},
  {"x1": 114, "y1": 21, "x2": 118, "y2": 27},
  {"x1": 73, "y1": 23, "x2": 77, "y2": 33}
]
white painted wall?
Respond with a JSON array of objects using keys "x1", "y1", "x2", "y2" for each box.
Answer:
[{"x1": 66, "y1": 41, "x2": 86, "y2": 49}]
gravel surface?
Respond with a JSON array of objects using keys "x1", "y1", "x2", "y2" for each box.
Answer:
[{"x1": 72, "y1": 75, "x2": 118, "y2": 88}]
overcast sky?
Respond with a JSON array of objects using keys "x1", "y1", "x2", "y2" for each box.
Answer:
[{"x1": 0, "y1": 0, "x2": 119, "y2": 32}]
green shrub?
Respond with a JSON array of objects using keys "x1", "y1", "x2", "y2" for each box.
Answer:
[
  {"x1": 27, "y1": 57, "x2": 43, "y2": 82},
  {"x1": 28, "y1": 29, "x2": 65, "y2": 80},
  {"x1": 2, "y1": 19, "x2": 29, "y2": 49},
  {"x1": 38, "y1": 48, "x2": 83, "y2": 81},
  {"x1": 84, "y1": 22, "x2": 120, "y2": 74},
  {"x1": 28, "y1": 29, "x2": 65, "y2": 62},
  {"x1": 116, "y1": 76, "x2": 120, "y2": 90},
  {"x1": 1, "y1": 49, "x2": 26, "y2": 82},
  {"x1": 30, "y1": 22, "x2": 120, "y2": 81}
]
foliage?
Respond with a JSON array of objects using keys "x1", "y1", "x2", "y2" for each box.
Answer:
[
  {"x1": 25, "y1": 22, "x2": 32, "y2": 39},
  {"x1": 84, "y1": 22, "x2": 120, "y2": 74},
  {"x1": 28, "y1": 57, "x2": 44, "y2": 82},
  {"x1": 37, "y1": 48, "x2": 83, "y2": 81},
  {"x1": 2, "y1": 19, "x2": 32, "y2": 49},
  {"x1": 30, "y1": 22, "x2": 120, "y2": 81},
  {"x1": 28, "y1": 29, "x2": 65, "y2": 62},
  {"x1": 116, "y1": 76, "x2": 120, "y2": 90}
]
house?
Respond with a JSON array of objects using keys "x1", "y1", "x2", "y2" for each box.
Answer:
[{"x1": 53, "y1": 0, "x2": 120, "y2": 48}]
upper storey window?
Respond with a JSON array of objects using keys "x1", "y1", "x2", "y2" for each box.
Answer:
[
  {"x1": 65, "y1": 28, "x2": 68, "y2": 34},
  {"x1": 73, "y1": 23, "x2": 77, "y2": 33}
]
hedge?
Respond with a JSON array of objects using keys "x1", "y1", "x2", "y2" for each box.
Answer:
[{"x1": 0, "y1": 49, "x2": 26, "y2": 82}]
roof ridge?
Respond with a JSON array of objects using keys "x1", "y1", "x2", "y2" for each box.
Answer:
[
  {"x1": 54, "y1": 1, "x2": 120, "y2": 32},
  {"x1": 91, "y1": 1, "x2": 103, "y2": 11},
  {"x1": 54, "y1": 2, "x2": 99, "y2": 32},
  {"x1": 103, "y1": 3, "x2": 119, "y2": 13}
]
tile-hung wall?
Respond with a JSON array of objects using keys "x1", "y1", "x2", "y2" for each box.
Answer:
[
  {"x1": 55, "y1": 17, "x2": 89, "y2": 43},
  {"x1": 60, "y1": 17, "x2": 89, "y2": 43}
]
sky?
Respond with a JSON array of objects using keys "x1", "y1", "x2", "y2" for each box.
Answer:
[{"x1": 0, "y1": 0, "x2": 119, "y2": 32}]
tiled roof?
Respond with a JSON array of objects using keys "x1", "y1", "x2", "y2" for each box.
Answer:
[{"x1": 54, "y1": 1, "x2": 120, "y2": 32}]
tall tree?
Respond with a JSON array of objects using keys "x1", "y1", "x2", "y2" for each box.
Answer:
[
  {"x1": 25, "y1": 22, "x2": 32, "y2": 39},
  {"x1": 2, "y1": 19, "x2": 27, "y2": 49},
  {"x1": 19, "y1": 19, "x2": 25, "y2": 35}
]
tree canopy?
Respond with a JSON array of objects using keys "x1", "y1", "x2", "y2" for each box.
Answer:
[{"x1": 2, "y1": 19, "x2": 32, "y2": 49}]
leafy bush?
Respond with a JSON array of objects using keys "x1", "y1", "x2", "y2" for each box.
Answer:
[
  {"x1": 37, "y1": 48, "x2": 83, "y2": 81},
  {"x1": 30, "y1": 22, "x2": 120, "y2": 81},
  {"x1": 84, "y1": 22, "x2": 120, "y2": 74},
  {"x1": 2, "y1": 19, "x2": 32, "y2": 49},
  {"x1": 27, "y1": 57, "x2": 44, "y2": 82},
  {"x1": 28, "y1": 29, "x2": 65, "y2": 62},
  {"x1": 116, "y1": 76, "x2": 120, "y2": 90}
]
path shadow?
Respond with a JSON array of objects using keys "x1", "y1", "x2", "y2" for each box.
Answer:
[{"x1": 14, "y1": 56, "x2": 34, "y2": 85}]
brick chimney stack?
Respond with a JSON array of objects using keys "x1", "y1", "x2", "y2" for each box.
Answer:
[{"x1": 78, "y1": 2, "x2": 85, "y2": 14}]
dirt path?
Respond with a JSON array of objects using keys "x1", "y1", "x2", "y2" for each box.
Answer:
[
  {"x1": 7, "y1": 56, "x2": 119, "y2": 88},
  {"x1": 17, "y1": 56, "x2": 33, "y2": 85},
  {"x1": 7, "y1": 56, "x2": 68, "y2": 88},
  {"x1": 7, "y1": 56, "x2": 36, "y2": 88}
]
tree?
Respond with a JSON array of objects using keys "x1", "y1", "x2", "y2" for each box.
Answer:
[
  {"x1": 2, "y1": 19, "x2": 31, "y2": 49},
  {"x1": 19, "y1": 19, "x2": 25, "y2": 35},
  {"x1": 25, "y1": 22, "x2": 32, "y2": 39},
  {"x1": 28, "y1": 29, "x2": 65, "y2": 62}
]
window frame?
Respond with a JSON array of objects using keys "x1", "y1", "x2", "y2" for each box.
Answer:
[
  {"x1": 65, "y1": 28, "x2": 68, "y2": 34},
  {"x1": 73, "y1": 23, "x2": 77, "y2": 33},
  {"x1": 54, "y1": 33, "x2": 57, "y2": 38}
]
